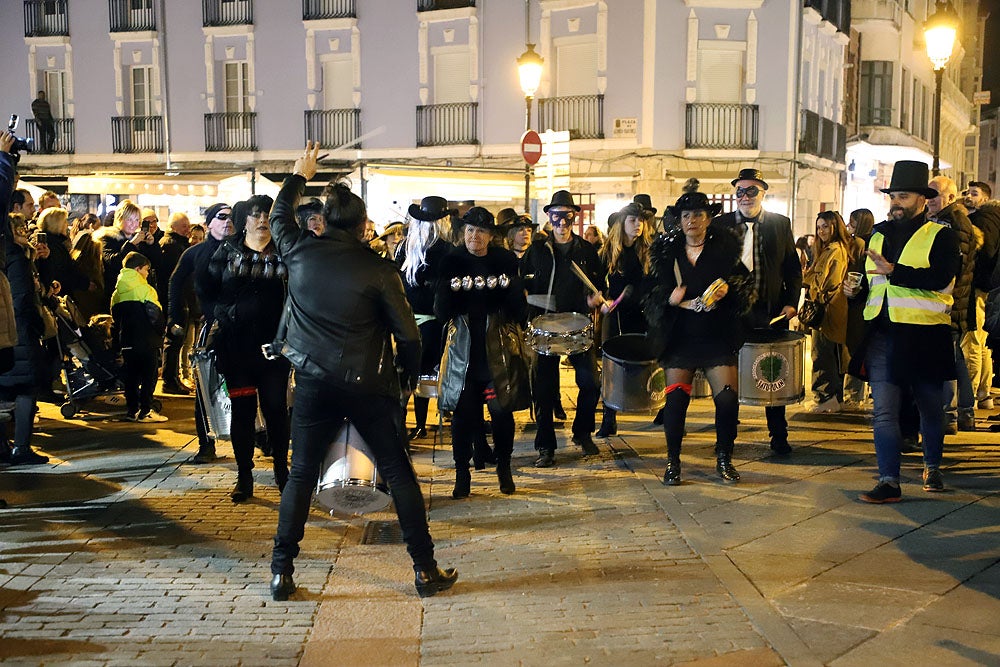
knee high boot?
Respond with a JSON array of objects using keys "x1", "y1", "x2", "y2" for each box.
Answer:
[
  {"x1": 714, "y1": 386, "x2": 740, "y2": 483},
  {"x1": 662, "y1": 389, "x2": 690, "y2": 485}
]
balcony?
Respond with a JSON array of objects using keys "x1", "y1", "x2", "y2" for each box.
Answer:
[
  {"x1": 685, "y1": 103, "x2": 759, "y2": 150},
  {"x1": 418, "y1": 0, "x2": 475, "y2": 10},
  {"x1": 203, "y1": 0, "x2": 252, "y2": 27},
  {"x1": 204, "y1": 112, "x2": 257, "y2": 151},
  {"x1": 852, "y1": 0, "x2": 902, "y2": 29},
  {"x1": 111, "y1": 116, "x2": 164, "y2": 153},
  {"x1": 24, "y1": 0, "x2": 69, "y2": 37},
  {"x1": 537, "y1": 95, "x2": 605, "y2": 140},
  {"x1": 303, "y1": 0, "x2": 355, "y2": 19},
  {"x1": 804, "y1": 0, "x2": 850, "y2": 34},
  {"x1": 416, "y1": 103, "x2": 478, "y2": 147},
  {"x1": 25, "y1": 118, "x2": 75, "y2": 154},
  {"x1": 799, "y1": 109, "x2": 846, "y2": 163},
  {"x1": 108, "y1": 0, "x2": 156, "y2": 32},
  {"x1": 304, "y1": 109, "x2": 362, "y2": 149}
]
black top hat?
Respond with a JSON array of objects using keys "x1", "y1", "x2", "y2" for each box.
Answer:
[
  {"x1": 632, "y1": 194, "x2": 657, "y2": 214},
  {"x1": 461, "y1": 206, "x2": 496, "y2": 230},
  {"x1": 731, "y1": 168, "x2": 769, "y2": 190},
  {"x1": 543, "y1": 190, "x2": 581, "y2": 212},
  {"x1": 408, "y1": 196, "x2": 455, "y2": 222},
  {"x1": 879, "y1": 160, "x2": 939, "y2": 198},
  {"x1": 666, "y1": 192, "x2": 723, "y2": 219}
]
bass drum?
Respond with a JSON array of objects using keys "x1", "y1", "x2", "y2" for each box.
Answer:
[
  {"x1": 601, "y1": 334, "x2": 666, "y2": 412},
  {"x1": 315, "y1": 422, "x2": 391, "y2": 515},
  {"x1": 738, "y1": 329, "x2": 805, "y2": 406}
]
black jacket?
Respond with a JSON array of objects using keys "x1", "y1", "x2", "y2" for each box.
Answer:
[
  {"x1": 970, "y1": 201, "x2": 1000, "y2": 291},
  {"x1": 158, "y1": 231, "x2": 189, "y2": 306},
  {"x1": 712, "y1": 210, "x2": 802, "y2": 326},
  {"x1": 269, "y1": 175, "x2": 420, "y2": 397},
  {"x1": 95, "y1": 226, "x2": 163, "y2": 306},
  {"x1": 521, "y1": 234, "x2": 606, "y2": 316},
  {"x1": 37, "y1": 232, "x2": 88, "y2": 295},
  {"x1": 0, "y1": 242, "x2": 45, "y2": 390},
  {"x1": 932, "y1": 201, "x2": 976, "y2": 334},
  {"x1": 168, "y1": 234, "x2": 224, "y2": 328},
  {"x1": 398, "y1": 237, "x2": 450, "y2": 317}
]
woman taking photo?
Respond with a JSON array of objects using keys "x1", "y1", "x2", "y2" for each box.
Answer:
[
  {"x1": 803, "y1": 211, "x2": 851, "y2": 413},
  {"x1": 596, "y1": 204, "x2": 651, "y2": 437},
  {"x1": 644, "y1": 192, "x2": 748, "y2": 485}
]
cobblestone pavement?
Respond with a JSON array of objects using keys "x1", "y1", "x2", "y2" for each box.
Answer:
[{"x1": 1, "y1": 380, "x2": 999, "y2": 666}]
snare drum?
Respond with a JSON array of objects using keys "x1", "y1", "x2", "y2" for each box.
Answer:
[
  {"x1": 414, "y1": 374, "x2": 439, "y2": 399},
  {"x1": 315, "y1": 422, "x2": 391, "y2": 515},
  {"x1": 526, "y1": 312, "x2": 594, "y2": 356}
]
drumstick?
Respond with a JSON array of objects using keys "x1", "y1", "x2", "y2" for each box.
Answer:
[
  {"x1": 604, "y1": 285, "x2": 633, "y2": 313},
  {"x1": 768, "y1": 314, "x2": 786, "y2": 325},
  {"x1": 570, "y1": 261, "x2": 601, "y2": 295}
]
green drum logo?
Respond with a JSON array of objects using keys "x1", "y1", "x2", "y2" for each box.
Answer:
[{"x1": 752, "y1": 352, "x2": 787, "y2": 392}]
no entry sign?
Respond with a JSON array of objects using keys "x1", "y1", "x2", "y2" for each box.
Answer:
[{"x1": 521, "y1": 130, "x2": 542, "y2": 165}]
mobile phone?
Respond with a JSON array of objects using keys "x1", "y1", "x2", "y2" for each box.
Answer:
[
  {"x1": 8, "y1": 114, "x2": 18, "y2": 132},
  {"x1": 36, "y1": 231, "x2": 47, "y2": 244},
  {"x1": 141, "y1": 219, "x2": 151, "y2": 233}
]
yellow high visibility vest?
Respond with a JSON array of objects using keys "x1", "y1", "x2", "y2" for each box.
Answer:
[{"x1": 863, "y1": 222, "x2": 953, "y2": 325}]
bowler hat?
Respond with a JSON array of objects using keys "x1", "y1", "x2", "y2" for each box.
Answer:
[
  {"x1": 543, "y1": 190, "x2": 581, "y2": 212},
  {"x1": 731, "y1": 168, "x2": 769, "y2": 190},
  {"x1": 666, "y1": 192, "x2": 723, "y2": 219},
  {"x1": 461, "y1": 206, "x2": 496, "y2": 230},
  {"x1": 879, "y1": 160, "x2": 939, "y2": 198},
  {"x1": 496, "y1": 208, "x2": 519, "y2": 227},
  {"x1": 632, "y1": 194, "x2": 657, "y2": 214},
  {"x1": 408, "y1": 196, "x2": 455, "y2": 222}
]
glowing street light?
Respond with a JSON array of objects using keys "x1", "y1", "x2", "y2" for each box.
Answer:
[{"x1": 923, "y1": 0, "x2": 960, "y2": 175}]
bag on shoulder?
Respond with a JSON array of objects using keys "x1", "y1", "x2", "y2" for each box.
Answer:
[{"x1": 798, "y1": 296, "x2": 825, "y2": 329}]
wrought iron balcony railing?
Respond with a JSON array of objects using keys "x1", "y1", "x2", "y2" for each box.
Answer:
[
  {"x1": 303, "y1": 0, "x2": 355, "y2": 20},
  {"x1": 418, "y1": 0, "x2": 475, "y2": 11},
  {"x1": 111, "y1": 116, "x2": 164, "y2": 153},
  {"x1": 25, "y1": 118, "x2": 75, "y2": 155},
  {"x1": 203, "y1": 0, "x2": 252, "y2": 27},
  {"x1": 799, "y1": 109, "x2": 846, "y2": 163},
  {"x1": 304, "y1": 109, "x2": 362, "y2": 149},
  {"x1": 537, "y1": 95, "x2": 605, "y2": 140},
  {"x1": 204, "y1": 112, "x2": 257, "y2": 151},
  {"x1": 24, "y1": 0, "x2": 69, "y2": 37},
  {"x1": 109, "y1": 0, "x2": 156, "y2": 32},
  {"x1": 685, "y1": 103, "x2": 759, "y2": 150},
  {"x1": 416, "y1": 103, "x2": 478, "y2": 147}
]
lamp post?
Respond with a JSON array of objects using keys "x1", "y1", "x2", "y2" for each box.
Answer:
[
  {"x1": 923, "y1": 0, "x2": 960, "y2": 176},
  {"x1": 517, "y1": 43, "x2": 543, "y2": 209}
]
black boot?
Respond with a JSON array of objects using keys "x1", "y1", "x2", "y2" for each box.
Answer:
[
  {"x1": 497, "y1": 460, "x2": 515, "y2": 495},
  {"x1": 452, "y1": 467, "x2": 471, "y2": 499},
  {"x1": 661, "y1": 388, "x2": 689, "y2": 484},
  {"x1": 273, "y1": 463, "x2": 289, "y2": 493},
  {"x1": 231, "y1": 471, "x2": 254, "y2": 502},
  {"x1": 716, "y1": 452, "x2": 740, "y2": 483},
  {"x1": 414, "y1": 566, "x2": 459, "y2": 597},
  {"x1": 713, "y1": 386, "x2": 740, "y2": 482},
  {"x1": 10, "y1": 445, "x2": 48, "y2": 465},
  {"x1": 663, "y1": 458, "x2": 681, "y2": 486},
  {"x1": 270, "y1": 574, "x2": 296, "y2": 601},
  {"x1": 191, "y1": 441, "x2": 217, "y2": 464},
  {"x1": 595, "y1": 408, "x2": 617, "y2": 438},
  {"x1": 472, "y1": 430, "x2": 496, "y2": 471}
]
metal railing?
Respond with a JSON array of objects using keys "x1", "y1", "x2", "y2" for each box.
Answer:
[
  {"x1": 25, "y1": 118, "x2": 75, "y2": 154},
  {"x1": 416, "y1": 102, "x2": 478, "y2": 146},
  {"x1": 860, "y1": 106, "x2": 892, "y2": 126},
  {"x1": 203, "y1": 0, "x2": 252, "y2": 27},
  {"x1": 304, "y1": 109, "x2": 362, "y2": 149},
  {"x1": 24, "y1": 0, "x2": 69, "y2": 37},
  {"x1": 537, "y1": 94, "x2": 605, "y2": 140},
  {"x1": 108, "y1": 0, "x2": 156, "y2": 31},
  {"x1": 204, "y1": 112, "x2": 257, "y2": 151},
  {"x1": 303, "y1": 0, "x2": 355, "y2": 19},
  {"x1": 418, "y1": 0, "x2": 475, "y2": 10},
  {"x1": 685, "y1": 103, "x2": 758, "y2": 150},
  {"x1": 798, "y1": 110, "x2": 846, "y2": 163},
  {"x1": 111, "y1": 116, "x2": 164, "y2": 153}
]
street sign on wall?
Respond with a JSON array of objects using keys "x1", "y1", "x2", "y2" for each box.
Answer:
[{"x1": 612, "y1": 118, "x2": 637, "y2": 138}]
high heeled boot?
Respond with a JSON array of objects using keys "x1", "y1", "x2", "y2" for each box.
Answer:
[
  {"x1": 231, "y1": 471, "x2": 254, "y2": 502},
  {"x1": 497, "y1": 459, "x2": 515, "y2": 495},
  {"x1": 662, "y1": 388, "x2": 689, "y2": 486}
]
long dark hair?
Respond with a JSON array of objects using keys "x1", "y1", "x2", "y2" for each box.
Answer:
[{"x1": 815, "y1": 210, "x2": 849, "y2": 258}]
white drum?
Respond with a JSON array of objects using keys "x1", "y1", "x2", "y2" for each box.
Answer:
[
  {"x1": 526, "y1": 312, "x2": 594, "y2": 356},
  {"x1": 315, "y1": 422, "x2": 391, "y2": 515}
]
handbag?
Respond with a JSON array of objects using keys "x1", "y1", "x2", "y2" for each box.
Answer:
[{"x1": 798, "y1": 295, "x2": 825, "y2": 329}]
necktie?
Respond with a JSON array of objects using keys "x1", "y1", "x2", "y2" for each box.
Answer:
[{"x1": 741, "y1": 219, "x2": 755, "y2": 272}]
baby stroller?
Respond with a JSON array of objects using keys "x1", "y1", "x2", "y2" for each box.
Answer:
[{"x1": 51, "y1": 296, "x2": 161, "y2": 419}]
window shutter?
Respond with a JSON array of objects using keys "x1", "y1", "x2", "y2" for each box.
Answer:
[
  {"x1": 697, "y1": 50, "x2": 743, "y2": 103},
  {"x1": 323, "y1": 58, "x2": 354, "y2": 109},
  {"x1": 433, "y1": 50, "x2": 470, "y2": 104},
  {"x1": 556, "y1": 40, "x2": 597, "y2": 97}
]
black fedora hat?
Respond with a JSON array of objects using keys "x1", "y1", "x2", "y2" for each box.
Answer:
[
  {"x1": 666, "y1": 192, "x2": 723, "y2": 218},
  {"x1": 731, "y1": 168, "x2": 769, "y2": 190},
  {"x1": 543, "y1": 189, "x2": 581, "y2": 212},
  {"x1": 461, "y1": 206, "x2": 496, "y2": 230},
  {"x1": 408, "y1": 196, "x2": 455, "y2": 221},
  {"x1": 632, "y1": 194, "x2": 657, "y2": 214},
  {"x1": 879, "y1": 160, "x2": 938, "y2": 198},
  {"x1": 496, "y1": 208, "x2": 519, "y2": 227}
]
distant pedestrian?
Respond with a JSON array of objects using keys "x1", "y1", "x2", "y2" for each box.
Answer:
[{"x1": 30, "y1": 91, "x2": 55, "y2": 153}]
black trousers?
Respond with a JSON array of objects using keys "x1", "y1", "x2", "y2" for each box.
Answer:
[
  {"x1": 122, "y1": 347, "x2": 158, "y2": 415},
  {"x1": 227, "y1": 358, "x2": 290, "y2": 477},
  {"x1": 271, "y1": 375, "x2": 436, "y2": 576},
  {"x1": 532, "y1": 349, "x2": 599, "y2": 450},
  {"x1": 162, "y1": 333, "x2": 184, "y2": 386},
  {"x1": 451, "y1": 379, "x2": 514, "y2": 468}
]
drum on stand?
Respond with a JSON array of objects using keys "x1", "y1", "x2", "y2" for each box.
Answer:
[
  {"x1": 738, "y1": 329, "x2": 805, "y2": 406},
  {"x1": 315, "y1": 422, "x2": 391, "y2": 515},
  {"x1": 526, "y1": 312, "x2": 594, "y2": 356},
  {"x1": 601, "y1": 334, "x2": 666, "y2": 412}
]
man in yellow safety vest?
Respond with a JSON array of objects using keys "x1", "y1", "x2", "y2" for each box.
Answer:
[{"x1": 844, "y1": 160, "x2": 961, "y2": 503}]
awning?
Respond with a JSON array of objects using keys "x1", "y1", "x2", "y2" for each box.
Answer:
[{"x1": 66, "y1": 172, "x2": 278, "y2": 199}]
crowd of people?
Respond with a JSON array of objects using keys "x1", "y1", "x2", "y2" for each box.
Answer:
[{"x1": 2, "y1": 133, "x2": 998, "y2": 595}]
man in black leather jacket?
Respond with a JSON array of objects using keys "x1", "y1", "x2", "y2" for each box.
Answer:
[{"x1": 266, "y1": 143, "x2": 456, "y2": 602}]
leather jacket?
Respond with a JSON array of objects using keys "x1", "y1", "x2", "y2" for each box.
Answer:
[
  {"x1": 269, "y1": 176, "x2": 421, "y2": 397},
  {"x1": 521, "y1": 234, "x2": 606, "y2": 316}
]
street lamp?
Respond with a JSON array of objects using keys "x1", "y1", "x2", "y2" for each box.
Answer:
[
  {"x1": 923, "y1": 0, "x2": 960, "y2": 176},
  {"x1": 518, "y1": 43, "x2": 543, "y2": 208}
]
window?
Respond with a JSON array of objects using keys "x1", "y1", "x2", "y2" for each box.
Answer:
[
  {"x1": 45, "y1": 71, "x2": 67, "y2": 118},
  {"x1": 697, "y1": 49, "x2": 743, "y2": 103},
  {"x1": 432, "y1": 50, "x2": 470, "y2": 104},
  {"x1": 900, "y1": 67, "x2": 910, "y2": 131},
  {"x1": 860, "y1": 60, "x2": 892, "y2": 126},
  {"x1": 555, "y1": 39, "x2": 598, "y2": 97},
  {"x1": 224, "y1": 61, "x2": 250, "y2": 114},
  {"x1": 131, "y1": 65, "x2": 153, "y2": 117},
  {"x1": 321, "y1": 57, "x2": 354, "y2": 110}
]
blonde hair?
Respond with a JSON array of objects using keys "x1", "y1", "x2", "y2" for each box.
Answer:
[
  {"x1": 37, "y1": 207, "x2": 69, "y2": 235},
  {"x1": 113, "y1": 200, "x2": 141, "y2": 230}
]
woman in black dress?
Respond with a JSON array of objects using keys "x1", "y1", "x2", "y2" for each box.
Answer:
[{"x1": 644, "y1": 192, "x2": 749, "y2": 485}]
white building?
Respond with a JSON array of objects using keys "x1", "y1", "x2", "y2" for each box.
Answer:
[
  {"x1": 1, "y1": 0, "x2": 850, "y2": 234},
  {"x1": 978, "y1": 105, "x2": 998, "y2": 193}
]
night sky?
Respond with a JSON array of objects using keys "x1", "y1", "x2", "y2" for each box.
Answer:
[{"x1": 983, "y1": 0, "x2": 999, "y2": 110}]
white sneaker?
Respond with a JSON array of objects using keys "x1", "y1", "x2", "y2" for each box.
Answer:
[
  {"x1": 807, "y1": 397, "x2": 841, "y2": 413},
  {"x1": 977, "y1": 398, "x2": 994, "y2": 410},
  {"x1": 136, "y1": 409, "x2": 168, "y2": 423}
]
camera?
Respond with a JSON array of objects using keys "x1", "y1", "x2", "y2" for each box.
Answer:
[{"x1": 7, "y1": 114, "x2": 35, "y2": 155}]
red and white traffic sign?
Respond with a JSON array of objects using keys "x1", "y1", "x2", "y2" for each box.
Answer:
[{"x1": 521, "y1": 130, "x2": 542, "y2": 165}]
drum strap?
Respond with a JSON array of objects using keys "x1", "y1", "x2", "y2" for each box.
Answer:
[{"x1": 543, "y1": 243, "x2": 556, "y2": 312}]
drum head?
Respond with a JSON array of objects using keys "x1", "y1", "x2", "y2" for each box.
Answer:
[
  {"x1": 602, "y1": 334, "x2": 656, "y2": 363},
  {"x1": 531, "y1": 312, "x2": 591, "y2": 333},
  {"x1": 745, "y1": 328, "x2": 805, "y2": 344}
]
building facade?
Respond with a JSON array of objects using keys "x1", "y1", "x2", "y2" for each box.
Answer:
[{"x1": 979, "y1": 106, "x2": 998, "y2": 193}]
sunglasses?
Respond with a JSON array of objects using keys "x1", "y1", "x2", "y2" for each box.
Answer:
[
  {"x1": 735, "y1": 186, "x2": 761, "y2": 199},
  {"x1": 214, "y1": 212, "x2": 230, "y2": 221}
]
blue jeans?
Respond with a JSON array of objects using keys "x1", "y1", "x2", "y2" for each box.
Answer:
[
  {"x1": 943, "y1": 331, "x2": 975, "y2": 422},
  {"x1": 271, "y1": 376, "x2": 436, "y2": 575},
  {"x1": 867, "y1": 331, "x2": 945, "y2": 482}
]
